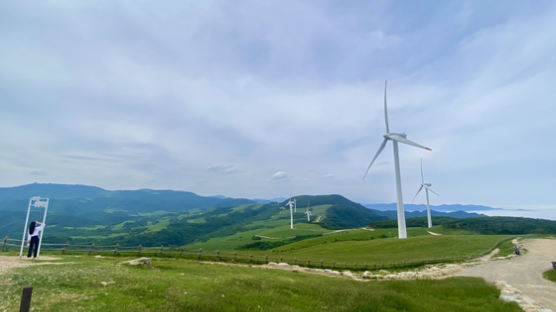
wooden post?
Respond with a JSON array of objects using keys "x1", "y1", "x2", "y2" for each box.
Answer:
[
  {"x1": 137, "y1": 245, "x2": 142, "y2": 256},
  {"x1": 159, "y1": 245, "x2": 164, "y2": 256},
  {"x1": 198, "y1": 248, "x2": 202, "y2": 260},
  {"x1": 113, "y1": 243, "x2": 119, "y2": 255},
  {"x1": 19, "y1": 286, "x2": 33, "y2": 312},
  {"x1": 294, "y1": 258, "x2": 297, "y2": 265},
  {"x1": 2, "y1": 236, "x2": 7, "y2": 252},
  {"x1": 234, "y1": 252, "x2": 238, "y2": 262},
  {"x1": 307, "y1": 260, "x2": 311, "y2": 267},
  {"x1": 88, "y1": 243, "x2": 95, "y2": 256},
  {"x1": 249, "y1": 254, "x2": 253, "y2": 263},
  {"x1": 62, "y1": 243, "x2": 68, "y2": 255},
  {"x1": 344, "y1": 262, "x2": 347, "y2": 269},
  {"x1": 179, "y1": 247, "x2": 184, "y2": 257},
  {"x1": 320, "y1": 260, "x2": 323, "y2": 268},
  {"x1": 265, "y1": 256, "x2": 268, "y2": 263},
  {"x1": 216, "y1": 250, "x2": 220, "y2": 261},
  {"x1": 279, "y1": 256, "x2": 283, "y2": 263}
]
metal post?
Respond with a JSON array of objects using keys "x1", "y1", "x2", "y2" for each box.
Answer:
[
  {"x1": 19, "y1": 198, "x2": 33, "y2": 258},
  {"x1": 36, "y1": 198, "x2": 49, "y2": 258},
  {"x1": 19, "y1": 286, "x2": 33, "y2": 312}
]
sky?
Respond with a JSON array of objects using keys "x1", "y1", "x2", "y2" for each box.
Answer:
[{"x1": 1, "y1": 1, "x2": 555, "y2": 214}]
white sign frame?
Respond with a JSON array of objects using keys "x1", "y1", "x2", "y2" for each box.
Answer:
[{"x1": 19, "y1": 197, "x2": 49, "y2": 259}]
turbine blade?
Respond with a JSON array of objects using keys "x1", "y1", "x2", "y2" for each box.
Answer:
[
  {"x1": 390, "y1": 135, "x2": 432, "y2": 151},
  {"x1": 384, "y1": 80, "x2": 390, "y2": 133},
  {"x1": 427, "y1": 187, "x2": 439, "y2": 196},
  {"x1": 412, "y1": 185, "x2": 424, "y2": 202},
  {"x1": 363, "y1": 138, "x2": 388, "y2": 179}
]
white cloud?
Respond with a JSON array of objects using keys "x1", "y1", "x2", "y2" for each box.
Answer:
[{"x1": 0, "y1": 1, "x2": 555, "y2": 213}]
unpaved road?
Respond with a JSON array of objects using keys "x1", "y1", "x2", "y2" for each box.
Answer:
[{"x1": 456, "y1": 239, "x2": 556, "y2": 311}]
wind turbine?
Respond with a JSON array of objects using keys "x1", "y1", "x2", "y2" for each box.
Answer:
[
  {"x1": 413, "y1": 159, "x2": 439, "y2": 228},
  {"x1": 305, "y1": 200, "x2": 312, "y2": 222},
  {"x1": 286, "y1": 197, "x2": 295, "y2": 229},
  {"x1": 363, "y1": 81, "x2": 432, "y2": 239}
]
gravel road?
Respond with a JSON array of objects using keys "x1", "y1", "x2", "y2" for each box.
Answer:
[{"x1": 456, "y1": 239, "x2": 556, "y2": 312}]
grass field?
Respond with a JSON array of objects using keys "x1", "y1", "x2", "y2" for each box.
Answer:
[
  {"x1": 0, "y1": 256, "x2": 521, "y2": 311},
  {"x1": 250, "y1": 235, "x2": 509, "y2": 267},
  {"x1": 543, "y1": 269, "x2": 556, "y2": 283}
]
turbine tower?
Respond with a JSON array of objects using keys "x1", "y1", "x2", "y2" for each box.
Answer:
[
  {"x1": 413, "y1": 159, "x2": 439, "y2": 228},
  {"x1": 286, "y1": 197, "x2": 295, "y2": 229},
  {"x1": 363, "y1": 81, "x2": 432, "y2": 239}
]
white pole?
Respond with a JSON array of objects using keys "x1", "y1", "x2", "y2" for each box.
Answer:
[
  {"x1": 19, "y1": 198, "x2": 33, "y2": 258},
  {"x1": 425, "y1": 189, "x2": 432, "y2": 228},
  {"x1": 36, "y1": 198, "x2": 49, "y2": 258},
  {"x1": 392, "y1": 141, "x2": 407, "y2": 239},
  {"x1": 290, "y1": 202, "x2": 294, "y2": 229}
]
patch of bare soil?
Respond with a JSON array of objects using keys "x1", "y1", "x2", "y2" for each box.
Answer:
[{"x1": 0, "y1": 255, "x2": 61, "y2": 275}]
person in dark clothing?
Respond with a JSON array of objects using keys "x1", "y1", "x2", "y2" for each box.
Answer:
[{"x1": 27, "y1": 221, "x2": 45, "y2": 258}]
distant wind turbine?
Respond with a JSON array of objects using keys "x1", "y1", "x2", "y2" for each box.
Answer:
[
  {"x1": 363, "y1": 81, "x2": 432, "y2": 239},
  {"x1": 286, "y1": 197, "x2": 296, "y2": 229},
  {"x1": 413, "y1": 159, "x2": 439, "y2": 228},
  {"x1": 305, "y1": 200, "x2": 312, "y2": 222}
]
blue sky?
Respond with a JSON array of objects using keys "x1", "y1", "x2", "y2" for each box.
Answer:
[{"x1": 1, "y1": 1, "x2": 555, "y2": 214}]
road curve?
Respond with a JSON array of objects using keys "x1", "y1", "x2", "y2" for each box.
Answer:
[{"x1": 456, "y1": 238, "x2": 556, "y2": 311}]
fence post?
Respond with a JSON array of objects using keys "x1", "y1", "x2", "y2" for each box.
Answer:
[
  {"x1": 179, "y1": 247, "x2": 184, "y2": 257},
  {"x1": 294, "y1": 258, "x2": 297, "y2": 265},
  {"x1": 88, "y1": 243, "x2": 95, "y2": 256},
  {"x1": 2, "y1": 236, "x2": 7, "y2": 252},
  {"x1": 332, "y1": 262, "x2": 336, "y2": 269},
  {"x1": 249, "y1": 254, "x2": 253, "y2": 263},
  {"x1": 159, "y1": 245, "x2": 164, "y2": 256},
  {"x1": 19, "y1": 286, "x2": 33, "y2": 312},
  {"x1": 234, "y1": 252, "x2": 238, "y2": 262},
  {"x1": 113, "y1": 243, "x2": 119, "y2": 255},
  {"x1": 62, "y1": 243, "x2": 68, "y2": 255},
  {"x1": 344, "y1": 262, "x2": 347, "y2": 269},
  {"x1": 279, "y1": 256, "x2": 283, "y2": 263},
  {"x1": 265, "y1": 256, "x2": 268, "y2": 263},
  {"x1": 198, "y1": 248, "x2": 202, "y2": 260},
  {"x1": 137, "y1": 245, "x2": 142, "y2": 256},
  {"x1": 320, "y1": 260, "x2": 323, "y2": 268},
  {"x1": 307, "y1": 260, "x2": 311, "y2": 267}
]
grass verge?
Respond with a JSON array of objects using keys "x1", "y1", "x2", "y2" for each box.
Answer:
[
  {"x1": 543, "y1": 269, "x2": 556, "y2": 283},
  {"x1": 0, "y1": 256, "x2": 521, "y2": 312}
]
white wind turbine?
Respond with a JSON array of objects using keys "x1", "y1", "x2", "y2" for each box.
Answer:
[
  {"x1": 286, "y1": 197, "x2": 296, "y2": 229},
  {"x1": 363, "y1": 81, "x2": 432, "y2": 239},
  {"x1": 413, "y1": 159, "x2": 439, "y2": 228},
  {"x1": 305, "y1": 201, "x2": 312, "y2": 222}
]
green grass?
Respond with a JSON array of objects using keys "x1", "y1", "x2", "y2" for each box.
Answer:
[
  {"x1": 543, "y1": 269, "x2": 556, "y2": 283},
  {"x1": 185, "y1": 223, "x2": 331, "y2": 251},
  {"x1": 494, "y1": 238, "x2": 516, "y2": 257},
  {"x1": 0, "y1": 256, "x2": 521, "y2": 311},
  {"x1": 249, "y1": 234, "x2": 509, "y2": 268}
]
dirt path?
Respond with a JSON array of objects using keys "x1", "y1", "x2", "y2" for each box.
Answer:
[
  {"x1": 0, "y1": 256, "x2": 61, "y2": 275},
  {"x1": 455, "y1": 239, "x2": 556, "y2": 312}
]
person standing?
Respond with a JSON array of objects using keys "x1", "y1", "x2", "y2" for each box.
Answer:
[{"x1": 27, "y1": 221, "x2": 45, "y2": 259}]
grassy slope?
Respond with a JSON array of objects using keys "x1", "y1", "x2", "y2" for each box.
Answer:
[
  {"x1": 543, "y1": 269, "x2": 556, "y2": 283},
  {"x1": 253, "y1": 235, "x2": 509, "y2": 266},
  {"x1": 185, "y1": 223, "x2": 331, "y2": 251},
  {"x1": 0, "y1": 256, "x2": 520, "y2": 312}
]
